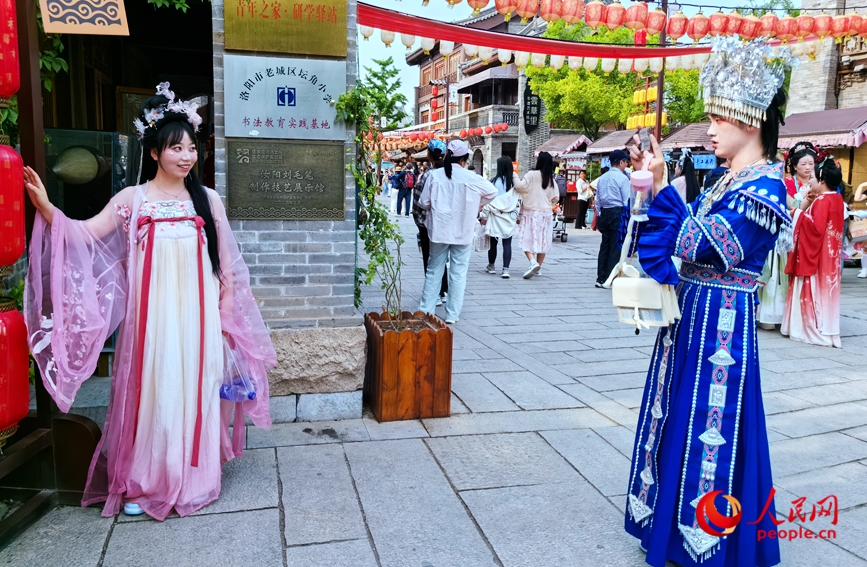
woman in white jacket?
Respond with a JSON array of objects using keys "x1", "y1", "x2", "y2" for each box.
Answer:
[
  {"x1": 481, "y1": 156, "x2": 521, "y2": 279},
  {"x1": 513, "y1": 152, "x2": 560, "y2": 279}
]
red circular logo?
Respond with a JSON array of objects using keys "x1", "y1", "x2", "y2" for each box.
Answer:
[{"x1": 696, "y1": 490, "x2": 743, "y2": 537}]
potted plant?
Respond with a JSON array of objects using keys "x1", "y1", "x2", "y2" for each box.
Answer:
[{"x1": 337, "y1": 83, "x2": 452, "y2": 423}]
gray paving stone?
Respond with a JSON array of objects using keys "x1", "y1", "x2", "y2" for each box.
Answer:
[
  {"x1": 344, "y1": 439, "x2": 498, "y2": 567},
  {"x1": 297, "y1": 390, "x2": 362, "y2": 421},
  {"x1": 575, "y1": 372, "x2": 647, "y2": 392},
  {"x1": 778, "y1": 534, "x2": 867, "y2": 567},
  {"x1": 844, "y1": 425, "x2": 867, "y2": 443},
  {"x1": 770, "y1": 432, "x2": 867, "y2": 477},
  {"x1": 363, "y1": 417, "x2": 429, "y2": 440},
  {"x1": 245, "y1": 394, "x2": 296, "y2": 425},
  {"x1": 784, "y1": 383, "x2": 867, "y2": 406},
  {"x1": 460, "y1": 481, "x2": 647, "y2": 567},
  {"x1": 426, "y1": 432, "x2": 578, "y2": 490},
  {"x1": 247, "y1": 419, "x2": 370, "y2": 448},
  {"x1": 279, "y1": 444, "x2": 367, "y2": 545},
  {"x1": 569, "y1": 347, "x2": 651, "y2": 364},
  {"x1": 761, "y1": 369, "x2": 852, "y2": 392},
  {"x1": 556, "y1": 383, "x2": 640, "y2": 431},
  {"x1": 513, "y1": 340, "x2": 592, "y2": 353},
  {"x1": 284, "y1": 539, "x2": 378, "y2": 567},
  {"x1": 453, "y1": 357, "x2": 525, "y2": 374},
  {"x1": 423, "y1": 407, "x2": 615, "y2": 437},
  {"x1": 483, "y1": 371, "x2": 584, "y2": 410},
  {"x1": 541, "y1": 429, "x2": 632, "y2": 497},
  {"x1": 602, "y1": 387, "x2": 645, "y2": 409},
  {"x1": 450, "y1": 393, "x2": 471, "y2": 414},
  {"x1": 761, "y1": 391, "x2": 817, "y2": 415},
  {"x1": 767, "y1": 402, "x2": 867, "y2": 438},
  {"x1": 576, "y1": 335, "x2": 656, "y2": 350},
  {"x1": 450, "y1": 373, "x2": 521, "y2": 413},
  {"x1": 776, "y1": 462, "x2": 867, "y2": 512},
  {"x1": 452, "y1": 349, "x2": 482, "y2": 361},
  {"x1": 760, "y1": 357, "x2": 848, "y2": 374},
  {"x1": 104, "y1": 509, "x2": 282, "y2": 567},
  {"x1": 192, "y1": 448, "x2": 278, "y2": 515},
  {"x1": 0, "y1": 506, "x2": 112, "y2": 566},
  {"x1": 832, "y1": 506, "x2": 867, "y2": 560},
  {"x1": 593, "y1": 425, "x2": 639, "y2": 458}
]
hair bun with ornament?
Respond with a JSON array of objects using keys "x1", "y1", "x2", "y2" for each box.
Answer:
[{"x1": 133, "y1": 82, "x2": 203, "y2": 141}]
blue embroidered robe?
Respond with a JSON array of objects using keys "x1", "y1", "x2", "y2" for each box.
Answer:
[{"x1": 624, "y1": 163, "x2": 791, "y2": 567}]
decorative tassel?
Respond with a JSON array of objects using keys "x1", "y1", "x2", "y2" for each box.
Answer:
[{"x1": 737, "y1": 197, "x2": 745, "y2": 214}]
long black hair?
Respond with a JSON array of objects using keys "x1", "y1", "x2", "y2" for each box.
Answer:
[
  {"x1": 534, "y1": 151, "x2": 554, "y2": 189},
  {"x1": 680, "y1": 155, "x2": 701, "y2": 204},
  {"x1": 761, "y1": 87, "x2": 788, "y2": 162},
  {"x1": 815, "y1": 156, "x2": 843, "y2": 190},
  {"x1": 493, "y1": 155, "x2": 513, "y2": 192},
  {"x1": 443, "y1": 150, "x2": 469, "y2": 179},
  {"x1": 139, "y1": 95, "x2": 220, "y2": 276}
]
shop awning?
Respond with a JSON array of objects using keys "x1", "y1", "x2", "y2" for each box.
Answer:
[
  {"x1": 660, "y1": 122, "x2": 713, "y2": 151},
  {"x1": 779, "y1": 107, "x2": 867, "y2": 149},
  {"x1": 534, "y1": 133, "x2": 592, "y2": 157},
  {"x1": 455, "y1": 64, "x2": 519, "y2": 93},
  {"x1": 586, "y1": 130, "x2": 637, "y2": 155}
]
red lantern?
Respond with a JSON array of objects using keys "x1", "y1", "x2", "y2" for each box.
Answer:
[
  {"x1": 495, "y1": 0, "x2": 517, "y2": 21},
  {"x1": 540, "y1": 0, "x2": 561, "y2": 22},
  {"x1": 431, "y1": 98, "x2": 439, "y2": 110},
  {"x1": 431, "y1": 85, "x2": 439, "y2": 97},
  {"x1": 560, "y1": 0, "x2": 583, "y2": 24},
  {"x1": 459, "y1": 129, "x2": 468, "y2": 138},
  {"x1": 634, "y1": 29, "x2": 647, "y2": 46},
  {"x1": 645, "y1": 8, "x2": 667, "y2": 36},
  {"x1": 687, "y1": 12, "x2": 709, "y2": 42},
  {"x1": 666, "y1": 11, "x2": 688, "y2": 41},
  {"x1": 725, "y1": 11, "x2": 743, "y2": 36},
  {"x1": 759, "y1": 13, "x2": 778, "y2": 38},
  {"x1": 831, "y1": 14, "x2": 849, "y2": 41},
  {"x1": 484, "y1": 125, "x2": 493, "y2": 134},
  {"x1": 516, "y1": 0, "x2": 538, "y2": 23},
  {"x1": 708, "y1": 10, "x2": 728, "y2": 37},
  {"x1": 739, "y1": 14, "x2": 761, "y2": 39},
  {"x1": 847, "y1": 12, "x2": 862, "y2": 37},
  {"x1": 775, "y1": 15, "x2": 797, "y2": 44},
  {"x1": 0, "y1": 298, "x2": 29, "y2": 448},
  {"x1": 468, "y1": 0, "x2": 490, "y2": 16},
  {"x1": 796, "y1": 14, "x2": 814, "y2": 40},
  {"x1": 501, "y1": 122, "x2": 509, "y2": 131},
  {"x1": 813, "y1": 13, "x2": 832, "y2": 40},
  {"x1": 624, "y1": 2, "x2": 647, "y2": 31},
  {"x1": 583, "y1": 0, "x2": 607, "y2": 29},
  {"x1": 0, "y1": 145, "x2": 23, "y2": 267},
  {"x1": 475, "y1": 127, "x2": 484, "y2": 136},
  {"x1": 0, "y1": 0, "x2": 19, "y2": 108},
  {"x1": 604, "y1": 0, "x2": 625, "y2": 30}
]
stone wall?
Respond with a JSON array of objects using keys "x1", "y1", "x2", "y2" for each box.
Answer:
[
  {"x1": 212, "y1": 0, "x2": 365, "y2": 421},
  {"x1": 837, "y1": 76, "x2": 867, "y2": 109},
  {"x1": 787, "y1": 0, "x2": 845, "y2": 115},
  {"x1": 517, "y1": 73, "x2": 551, "y2": 174}
]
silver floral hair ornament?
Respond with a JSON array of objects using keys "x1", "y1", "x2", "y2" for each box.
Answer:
[
  {"x1": 134, "y1": 82, "x2": 204, "y2": 183},
  {"x1": 699, "y1": 37, "x2": 798, "y2": 129}
]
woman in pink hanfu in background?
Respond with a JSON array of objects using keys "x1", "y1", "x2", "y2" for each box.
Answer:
[
  {"x1": 782, "y1": 156, "x2": 845, "y2": 348},
  {"x1": 23, "y1": 83, "x2": 276, "y2": 520}
]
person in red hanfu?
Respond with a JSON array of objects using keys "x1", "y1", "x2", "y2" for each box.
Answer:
[{"x1": 782, "y1": 155, "x2": 845, "y2": 348}]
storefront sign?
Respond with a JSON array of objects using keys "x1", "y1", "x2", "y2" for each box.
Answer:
[
  {"x1": 524, "y1": 85, "x2": 541, "y2": 135},
  {"x1": 693, "y1": 153, "x2": 718, "y2": 170},
  {"x1": 224, "y1": 54, "x2": 345, "y2": 141},
  {"x1": 224, "y1": 0, "x2": 347, "y2": 56},
  {"x1": 226, "y1": 139, "x2": 345, "y2": 220},
  {"x1": 39, "y1": 0, "x2": 129, "y2": 35}
]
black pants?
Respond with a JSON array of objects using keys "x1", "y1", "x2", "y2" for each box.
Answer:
[
  {"x1": 418, "y1": 226, "x2": 448, "y2": 296},
  {"x1": 488, "y1": 236, "x2": 512, "y2": 268},
  {"x1": 597, "y1": 206, "x2": 624, "y2": 284},
  {"x1": 575, "y1": 199, "x2": 589, "y2": 229},
  {"x1": 397, "y1": 188, "x2": 412, "y2": 215}
]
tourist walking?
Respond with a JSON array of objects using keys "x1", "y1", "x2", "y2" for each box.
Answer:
[
  {"x1": 781, "y1": 156, "x2": 845, "y2": 347},
  {"x1": 554, "y1": 164, "x2": 568, "y2": 210},
  {"x1": 397, "y1": 163, "x2": 415, "y2": 217},
  {"x1": 389, "y1": 166, "x2": 402, "y2": 214},
  {"x1": 412, "y1": 139, "x2": 448, "y2": 306},
  {"x1": 23, "y1": 83, "x2": 275, "y2": 521},
  {"x1": 574, "y1": 170, "x2": 591, "y2": 229},
  {"x1": 624, "y1": 38, "x2": 792, "y2": 567},
  {"x1": 481, "y1": 156, "x2": 521, "y2": 279},
  {"x1": 512, "y1": 151, "x2": 560, "y2": 279},
  {"x1": 594, "y1": 149, "x2": 631, "y2": 287},
  {"x1": 418, "y1": 140, "x2": 497, "y2": 323}
]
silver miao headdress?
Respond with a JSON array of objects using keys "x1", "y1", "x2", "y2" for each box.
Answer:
[{"x1": 699, "y1": 37, "x2": 798, "y2": 128}]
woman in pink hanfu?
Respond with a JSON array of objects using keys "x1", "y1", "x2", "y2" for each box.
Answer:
[
  {"x1": 23, "y1": 83, "x2": 276, "y2": 520},
  {"x1": 781, "y1": 156, "x2": 845, "y2": 348}
]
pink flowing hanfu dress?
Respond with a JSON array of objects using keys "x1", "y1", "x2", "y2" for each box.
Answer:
[
  {"x1": 25, "y1": 182, "x2": 276, "y2": 520},
  {"x1": 781, "y1": 191, "x2": 845, "y2": 348}
]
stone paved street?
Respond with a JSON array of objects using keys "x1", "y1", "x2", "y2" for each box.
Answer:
[{"x1": 3, "y1": 215, "x2": 867, "y2": 567}]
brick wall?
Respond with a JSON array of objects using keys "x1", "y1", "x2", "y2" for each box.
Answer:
[
  {"x1": 787, "y1": 0, "x2": 845, "y2": 116},
  {"x1": 211, "y1": 0, "x2": 360, "y2": 331}
]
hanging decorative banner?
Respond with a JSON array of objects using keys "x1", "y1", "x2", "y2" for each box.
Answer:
[
  {"x1": 224, "y1": 54, "x2": 345, "y2": 141},
  {"x1": 225, "y1": 0, "x2": 347, "y2": 56},
  {"x1": 38, "y1": 0, "x2": 129, "y2": 35},
  {"x1": 524, "y1": 84, "x2": 541, "y2": 134}
]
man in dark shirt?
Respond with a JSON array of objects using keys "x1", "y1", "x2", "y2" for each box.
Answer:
[{"x1": 594, "y1": 150, "x2": 631, "y2": 287}]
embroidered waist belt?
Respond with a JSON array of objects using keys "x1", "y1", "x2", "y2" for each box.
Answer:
[{"x1": 679, "y1": 262, "x2": 759, "y2": 292}]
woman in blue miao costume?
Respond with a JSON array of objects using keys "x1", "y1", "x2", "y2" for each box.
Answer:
[{"x1": 624, "y1": 38, "x2": 796, "y2": 567}]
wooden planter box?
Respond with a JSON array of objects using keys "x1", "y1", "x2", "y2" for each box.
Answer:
[{"x1": 364, "y1": 311, "x2": 453, "y2": 422}]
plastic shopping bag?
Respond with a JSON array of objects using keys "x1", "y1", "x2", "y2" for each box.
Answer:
[
  {"x1": 473, "y1": 221, "x2": 490, "y2": 252},
  {"x1": 221, "y1": 336, "x2": 257, "y2": 402}
]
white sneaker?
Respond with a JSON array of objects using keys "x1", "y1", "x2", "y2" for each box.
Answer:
[
  {"x1": 523, "y1": 262, "x2": 540, "y2": 279},
  {"x1": 445, "y1": 318, "x2": 458, "y2": 324},
  {"x1": 858, "y1": 268, "x2": 867, "y2": 278},
  {"x1": 501, "y1": 268, "x2": 510, "y2": 279},
  {"x1": 435, "y1": 296, "x2": 443, "y2": 306},
  {"x1": 485, "y1": 264, "x2": 496, "y2": 274},
  {"x1": 536, "y1": 268, "x2": 542, "y2": 276}
]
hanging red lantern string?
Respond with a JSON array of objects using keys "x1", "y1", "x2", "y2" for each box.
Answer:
[
  {"x1": 759, "y1": 13, "x2": 778, "y2": 38},
  {"x1": 687, "y1": 12, "x2": 709, "y2": 43},
  {"x1": 813, "y1": 12, "x2": 833, "y2": 40},
  {"x1": 495, "y1": 0, "x2": 518, "y2": 22},
  {"x1": 0, "y1": 144, "x2": 23, "y2": 268},
  {"x1": 467, "y1": 0, "x2": 490, "y2": 17},
  {"x1": 645, "y1": 8, "x2": 667, "y2": 36},
  {"x1": 708, "y1": 10, "x2": 727, "y2": 37},
  {"x1": 515, "y1": 0, "x2": 538, "y2": 23},
  {"x1": 847, "y1": 12, "x2": 862, "y2": 37},
  {"x1": 725, "y1": 11, "x2": 743, "y2": 37},
  {"x1": 604, "y1": 1, "x2": 625, "y2": 31},
  {"x1": 666, "y1": 10, "x2": 688, "y2": 41},
  {"x1": 623, "y1": 2, "x2": 648, "y2": 31},
  {"x1": 0, "y1": 0, "x2": 19, "y2": 109},
  {"x1": 739, "y1": 14, "x2": 761, "y2": 40},
  {"x1": 831, "y1": 13, "x2": 850, "y2": 42},
  {"x1": 796, "y1": 14, "x2": 815, "y2": 41},
  {"x1": 539, "y1": 0, "x2": 561, "y2": 23},
  {"x1": 583, "y1": 0, "x2": 607, "y2": 29},
  {"x1": 0, "y1": 298, "x2": 29, "y2": 449},
  {"x1": 560, "y1": 0, "x2": 583, "y2": 25},
  {"x1": 775, "y1": 15, "x2": 797, "y2": 44}
]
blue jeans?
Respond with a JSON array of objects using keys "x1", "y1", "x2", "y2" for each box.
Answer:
[
  {"x1": 397, "y1": 188, "x2": 412, "y2": 215},
  {"x1": 419, "y1": 242, "x2": 472, "y2": 321}
]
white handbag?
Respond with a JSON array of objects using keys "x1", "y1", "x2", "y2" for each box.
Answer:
[{"x1": 604, "y1": 217, "x2": 681, "y2": 334}]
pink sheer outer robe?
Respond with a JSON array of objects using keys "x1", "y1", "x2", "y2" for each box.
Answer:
[{"x1": 25, "y1": 183, "x2": 276, "y2": 517}]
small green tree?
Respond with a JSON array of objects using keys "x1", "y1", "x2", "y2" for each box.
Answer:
[
  {"x1": 665, "y1": 70, "x2": 705, "y2": 126},
  {"x1": 362, "y1": 57, "x2": 410, "y2": 130}
]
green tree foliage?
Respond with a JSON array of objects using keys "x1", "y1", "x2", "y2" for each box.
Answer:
[
  {"x1": 665, "y1": 69, "x2": 705, "y2": 126},
  {"x1": 361, "y1": 57, "x2": 410, "y2": 130}
]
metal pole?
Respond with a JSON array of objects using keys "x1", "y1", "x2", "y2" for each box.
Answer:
[
  {"x1": 444, "y1": 76, "x2": 451, "y2": 133},
  {"x1": 655, "y1": 0, "x2": 668, "y2": 141}
]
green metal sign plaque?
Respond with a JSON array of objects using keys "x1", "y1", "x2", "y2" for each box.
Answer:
[{"x1": 226, "y1": 139, "x2": 345, "y2": 220}]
